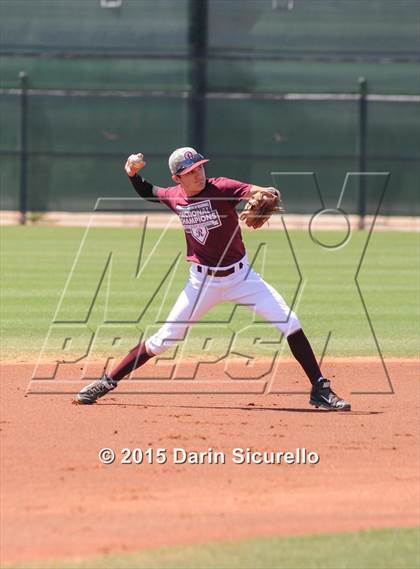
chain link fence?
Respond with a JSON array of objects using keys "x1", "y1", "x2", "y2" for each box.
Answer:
[{"x1": 1, "y1": 0, "x2": 419, "y2": 218}]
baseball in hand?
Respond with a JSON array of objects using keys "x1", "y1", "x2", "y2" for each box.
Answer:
[{"x1": 127, "y1": 153, "x2": 145, "y2": 168}]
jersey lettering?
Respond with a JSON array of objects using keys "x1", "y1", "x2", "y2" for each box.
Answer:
[{"x1": 176, "y1": 200, "x2": 222, "y2": 244}]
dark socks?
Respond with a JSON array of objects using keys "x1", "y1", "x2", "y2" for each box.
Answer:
[
  {"x1": 287, "y1": 329, "x2": 323, "y2": 385},
  {"x1": 108, "y1": 341, "x2": 154, "y2": 382},
  {"x1": 108, "y1": 331, "x2": 321, "y2": 385}
]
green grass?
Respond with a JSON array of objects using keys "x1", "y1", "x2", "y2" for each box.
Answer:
[
  {"x1": 5, "y1": 528, "x2": 420, "y2": 569},
  {"x1": 1, "y1": 226, "x2": 419, "y2": 358}
]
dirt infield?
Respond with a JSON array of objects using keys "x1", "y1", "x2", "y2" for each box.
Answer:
[{"x1": 1, "y1": 359, "x2": 419, "y2": 565}]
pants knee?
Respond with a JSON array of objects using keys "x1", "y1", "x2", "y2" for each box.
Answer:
[
  {"x1": 283, "y1": 312, "x2": 301, "y2": 338},
  {"x1": 145, "y1": 325, "x2": 189, "y2": 356}
]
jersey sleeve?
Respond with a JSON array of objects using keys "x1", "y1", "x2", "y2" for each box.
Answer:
[
  {"x1": 212, "y1": 177, "x2": 252, "y2": 203},
  {"x1": 153, "y1": 186, "x2": 178, "y2": 211}
]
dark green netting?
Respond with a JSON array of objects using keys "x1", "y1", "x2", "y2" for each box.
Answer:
[
  {"x1": 208, "y1": 0, "x2": 418, "y2": 58},
  {"x1": 1, "y1": 0, "x2": 418, "y2": 215},
  {"x1": 1, "y1": 0, "x2": 189, "y2": 54}
]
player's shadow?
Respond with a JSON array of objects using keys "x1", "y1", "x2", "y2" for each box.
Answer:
[{"x1": 100, "y1": 401, "x2": 382, "y2": 415}]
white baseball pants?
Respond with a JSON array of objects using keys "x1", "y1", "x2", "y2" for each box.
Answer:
[{"x1": 146, "y1": 256, "x2": 301, "y2": 355}]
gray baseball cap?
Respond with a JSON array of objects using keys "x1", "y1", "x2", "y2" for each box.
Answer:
[{"x1": 168, "y1": 147, "x2": 210, "y2": 176}]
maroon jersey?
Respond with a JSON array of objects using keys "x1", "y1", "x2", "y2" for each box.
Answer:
[{"x1": 156, "y1": 177, "x2": 251, "y2": 266}]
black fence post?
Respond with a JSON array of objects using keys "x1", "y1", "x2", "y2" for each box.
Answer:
[
  {"x1": 357, "y1": 76, "x2": 368, "y2": 230},
  {"x1": 188, "y1": 0, "x2": 208, "y2": 153},
  {"x1": 18, "y1": 71, "x2": 28, "y2": 225}
]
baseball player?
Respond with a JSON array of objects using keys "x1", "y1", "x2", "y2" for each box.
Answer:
[{"x1": 76, "y1": 148, "x2": 350, "y2": 411}]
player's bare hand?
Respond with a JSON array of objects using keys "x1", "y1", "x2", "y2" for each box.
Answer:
[{"x1": 125, "y1": 153, "x2": 146, "y2": 177}]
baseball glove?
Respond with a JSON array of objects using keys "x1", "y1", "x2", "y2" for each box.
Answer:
[{"x1": 240, "y1": 189, "x2": 283, "y2": 229}]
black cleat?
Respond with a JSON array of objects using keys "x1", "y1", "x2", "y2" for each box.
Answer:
[
  {"x1": 75, "y1": 374, "x2": 117, "y2": 405},
  {"x1": 310, "y1": 379, "x2": 351, "y2": 411}
]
